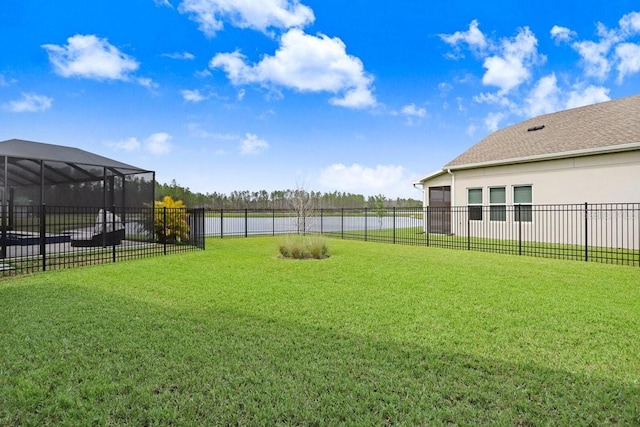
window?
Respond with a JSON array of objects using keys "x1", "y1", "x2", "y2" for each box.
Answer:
[
  {"x1": 467, "y1": 188, "x2": 483, "y2": 221},
  {"x1": 514, "y1": 185, "x2": 532, "y2": 222},
  {"x1": 489, "y1": 187, "x2": 506, "y2": 221}
]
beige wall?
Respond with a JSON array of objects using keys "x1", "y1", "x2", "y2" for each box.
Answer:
[
  {"x1": 449, "y1": 150, "x2": 640, "y2": 206},
  {"x1": 418, "y1": 150, "x2": 640, "y2": 249}
]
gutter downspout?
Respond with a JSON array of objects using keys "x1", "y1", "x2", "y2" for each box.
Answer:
[
  {"x1": 412, "y1": 181, "x2": 426, "y2": 208},
  {"x1": 447, "y1": 169, "x2": 455, "y2": 206}
]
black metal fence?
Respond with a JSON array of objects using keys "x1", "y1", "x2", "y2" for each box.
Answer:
[
  {"x1": 204, "y1": 203, "x2": 640, "y2": 267},
  {"x1": 0, "y1": 205, "x2": 205, "y2": 277}
]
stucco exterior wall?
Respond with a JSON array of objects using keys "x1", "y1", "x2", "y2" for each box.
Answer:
[
  {"x1": 418, "y1": 150, "x2": 640, "y2": 249},
  {"x1": 448, "y1": 150, "x2": 640, "y2": 206}
]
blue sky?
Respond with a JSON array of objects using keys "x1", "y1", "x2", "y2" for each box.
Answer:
[{"x1": 2, "y1": 1, "x2": 640, "y2": 199}]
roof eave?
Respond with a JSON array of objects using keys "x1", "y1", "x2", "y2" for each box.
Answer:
[
  {"x1": 445, "y1": 142, "x2": 640, "y2": 171},
  {"x1": 414, "y1": 169, "x2": 447, "y2": 184}
]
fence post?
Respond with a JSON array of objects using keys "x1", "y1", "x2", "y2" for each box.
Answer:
[
  {"x1": 40, "y1": 204, "x2": 47, "y2": 271},
  {"x1": 320, "y1": 208, "x2": 324, "y2": 235},
  {"x1": 584, "y1": 202, "x2": 588, "y2": 262},
  {"x1": 163, "y1": 207, "x2": 167, "y2": 255},
  {"x1": 220, "y1": 209, "x2": 224, "y2": 238},
  {"x1": 467, "y1": 206, "x2": 471, "y2": 251},
  {"x1": 112, "y1": 205, "x2": 117, "y2": 263},
  {"x1": 426, "y1": 206, "x2": 430, "y2": 247},
  {"x1": 364, "y1": 207, "x2": 368, "y2": 241},
  {"x1": 272, "y1": 209, "x2": 275, "y2": 236},
  {"x1": 393, "y1": 207, "x2": 396, "y2": 244},
  {"x1": 244, "y1": 209, "x2": 248, "y2": 238},
  {"x1": 1, "y1": 203, "x2": 6, "y2": 260},
  {"x1": 341, "y1": 208, "x2": 344, "y2": 239},
  {"x1": 517, "y1": 204, "x2": 522, "y2": 256}
]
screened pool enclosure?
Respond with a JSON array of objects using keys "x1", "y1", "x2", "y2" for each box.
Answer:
[
  {"x1": 0, "y1": 139, "x2": 154, "y2": 210},
  {"x1": 0, "y1": 139, "x2": 205, "y2": 276}
]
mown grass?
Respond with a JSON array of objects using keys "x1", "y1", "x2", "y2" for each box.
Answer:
[
  {"x1": 1, "y1": 237, "x2": 639, "y2": 425},
  {"x1": 329, "y1": 227, "x2": 640, "y2": 266}
]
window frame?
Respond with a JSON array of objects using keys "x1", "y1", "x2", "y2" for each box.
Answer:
[
  {"x1": 513, "y1": 185, "x2": 533, "y2": 222},
  {"x1": 467, "y1": 188, "x2": 483, "y2": 221},
  {"x1": 489, "y1": 186, "x2": 506, "y2": 222}
]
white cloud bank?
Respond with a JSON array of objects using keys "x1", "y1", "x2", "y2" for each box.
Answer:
[
  {"x1": 438, "y1": 13, "x2": 640, "y2": 131},
  {"x1": 3, "y1": 93, "x2": 53, "y2": 113},
  {"x1": 109, "y1": 132, "x2": 172, "y2": 155},
  {"x1": 211, "y1": 29, "x2": 375, "y2": 108},
  {"x1": 176, "y1": 0, "x2": 375, "y2": 108},
  {"x1": 557, "y1": 11, "x2": 640, "y2": 82},
  {"x1": 317, "y1": 163, "x2": 407, "y2": 196},
  {"x1": 177, "y1": 0, "x2": 314, "y2": 37},
  {"x1": 42, "y1": 34, "x2": 152, "y2": 86},
  {"x1": 240, "y1": 133, "x2": 269, "y2": 154}
]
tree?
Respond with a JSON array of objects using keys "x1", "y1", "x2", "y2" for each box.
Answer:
[
  {"x1": 286, "y1": 185, "x2": 316, "y2": 233},
  {"x1": 370, "y1": 194, "x2": 386, "y2": 229}
]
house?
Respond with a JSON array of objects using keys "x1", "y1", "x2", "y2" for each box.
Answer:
[{"x1": 413, "y1": 95, "x2": 640, "y2": 246}]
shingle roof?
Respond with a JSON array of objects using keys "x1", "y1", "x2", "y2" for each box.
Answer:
[{"x1": 445, "y1": 94, "x2": 640, "y2": 169}]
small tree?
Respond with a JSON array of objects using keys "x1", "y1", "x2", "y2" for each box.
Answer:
[
  {"x1": 371, "y1": 194, "x2": 386, "y2": 229},
  {"x1": 155, "y1": 195, "x2": 189, "y2": 243},
  {"x1": 286, "y1": 185, "x2": 316, "y2": 234}
]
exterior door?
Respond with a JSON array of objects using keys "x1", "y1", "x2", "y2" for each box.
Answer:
[{"x1": 428, "y1": 186, "x2": 451, "y2": 234}]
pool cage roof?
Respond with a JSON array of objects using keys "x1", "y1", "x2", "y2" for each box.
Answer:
[{"x1": 0, "y1": 139, "x2": 155, "y2": 208}]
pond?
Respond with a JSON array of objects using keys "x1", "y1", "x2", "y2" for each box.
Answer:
[{"x1": 204, "y1": 215, "x2": 424, "y2": 237}]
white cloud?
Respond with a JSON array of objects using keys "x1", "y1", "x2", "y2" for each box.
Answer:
[
  {"x1": 177, "y1": 0, "x2": 314, "y2": 37},
  {"x1": 440, "y1": 19, "x2": 487, "y2": 58},
  {"x1": 473, "y1": 92, "x2": 515, "y2": 108},
  {"x1": 211, "y1": 28, "x2": 376, "y2": 108},
  {"x1": 181, "y1": 89, "x2": 208, "y2": 102},
  {"x1": 565, "y1": 85, "x2": 610, "y2": 109},
  {"x1": 317, "y1": 163, "x2": 406, "y2": 194},
  {"x1": 240, "y1": 133, "x2": 269, "y2": 154},
  {"x1": 524, "y1": 73, "x2": 561, "y2": 117},
  {"x1": 401, "y1": 103, "x2": 427, "y2": 118},
  {"x1": 136, "y1": 77, "x2": 158, "y2": 89},
  {"x1": 146, "y1": 132, "x2": 172, "y2": 154},
  {"x1": 162, "y1": 51, "x2": 195, "y2": 60},
  {"x1": 550, "y1": 25, "x2": 576, "y2": 43},
  {"x1": 42, "y1": 34, "x2": 140, "y2": 82},
  {"x1": 572, "y1": 37, "x2": 614, "y2": 80},
  {"x1": 237, "y1": 88, "x2": 246, "y2": 101},
  {"x1": 615, "y1": 42, "x2": 640, "y2": 82},
  {"x1": 484, "y1": 111, "x2": 506, "y2": 132},
  {"x1": 154, "y1": 0, "x2": 173, "y2": 7},
  {"x1": 400, "y1": 103, "x2": 427, "y2": 124},
  {"x1": 195, "y1": 69, "x2": 212, "y2": 78},
  {"x1": 482, "y1": 27, "x2": 542, "y2": 94},
  {"x1": 109, "y1": 137, "x2": 141, "y2": 152},
  {"x1": 187, "y1": 122, "x2": 238, "y2": 140},
  {"x1": 567, "y1": 13, "x2": 640, "y2": 81},
  {"x1": 619, "y1": 11, "x2": 640, "y2": 36},
  {"x1": 4, "y1": 93, "x2": 53, "y2": 112},
  {"x1": 466, "y1": 124, "x2": 479, "y2": 137}
]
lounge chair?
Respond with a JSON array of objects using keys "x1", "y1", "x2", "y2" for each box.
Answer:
[{"x1": 71, "y1": 209, "x2": 125, "y2": 247}]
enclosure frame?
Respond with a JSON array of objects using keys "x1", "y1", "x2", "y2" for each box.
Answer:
[{"x1": 0, "y1": 139, "x2": 155, "y2": 213}]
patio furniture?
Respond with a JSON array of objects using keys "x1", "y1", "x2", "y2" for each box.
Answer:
[{"x1": 71, "y1": 209, "x2": 125, "y2": 247}]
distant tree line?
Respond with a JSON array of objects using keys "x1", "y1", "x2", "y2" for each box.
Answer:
[{"x1": 155, "y1": 180, "x2": 422, "y2": 210}]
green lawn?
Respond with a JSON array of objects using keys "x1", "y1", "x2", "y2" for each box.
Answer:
[{"x1": 1, "y1": 237, "x2": 639, "y2": 425}]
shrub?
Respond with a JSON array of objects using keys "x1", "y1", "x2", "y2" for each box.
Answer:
[
  {"x1": 155, "y1": 196, "x2": 189, "y2": 243},
  {"x1": 279, "y1": 235, "x2": 329, "y2": 260}
]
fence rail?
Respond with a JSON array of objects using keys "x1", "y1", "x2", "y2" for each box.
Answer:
[
  {"x1": 204, "y1": 203, "x2": 640, "y2": 267},
  {"x1": 0, "y1": 205, "x2": 205, "y2": 277}
]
